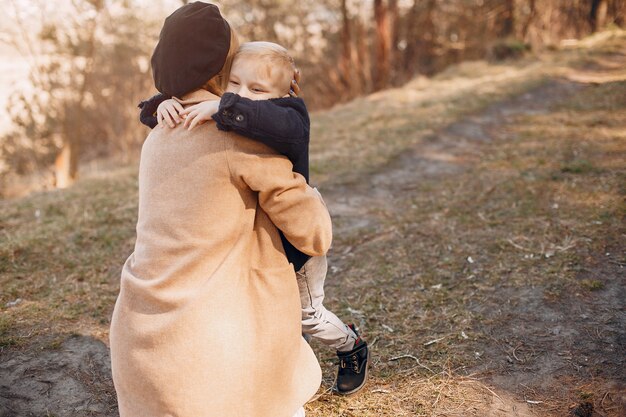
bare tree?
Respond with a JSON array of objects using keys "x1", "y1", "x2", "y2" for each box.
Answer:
[
  {"x1": 2, "y1": 0, "x2": 625, "y2": 194},
  {"x1": 520, "y1": 0, "x2": 537, "y2": 40},
  {"x1": 500, "y1": 0, "x2": 517, "y2": 37},
  {"x1": 1, "y1": 0, "x2": 154, "y2": 189},
  {"x1": 355, "y1": 16, "x2": 372, "y2": 93},
  {"x1": 388, "y1": 0, "x2": 399, "y2": 81},
  {"x1": 404, "y1": 0, "x2": 437, "y2": 75},
  {"x1": 339, "y1": 0, "x2": 354, "y2": 95},
  {"x1": 590, "y1": 0, "x2": 608, "y2": 31},
  {"x1": 373, "y1": 0, "x2": 392, "y2": 90}
]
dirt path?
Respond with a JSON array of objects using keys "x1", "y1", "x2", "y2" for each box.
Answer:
[
  {"x1": 320, "y1": 77, "x2": 624, "y2": 416},
  {"x1": 0, "y1": 336, "x2": 115, "y2": 416},
  {"x1": 325, "y1": 79, "x2": 584, "y2": 230}
]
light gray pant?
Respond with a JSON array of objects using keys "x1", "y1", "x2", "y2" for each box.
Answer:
[{"x1": 296, "y1": 256, "x2": 358, "y2": 352}]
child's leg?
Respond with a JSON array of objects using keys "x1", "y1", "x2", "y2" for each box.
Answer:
[{"x1": 296, "y1": 255, "x2": 358, "y2": 352}]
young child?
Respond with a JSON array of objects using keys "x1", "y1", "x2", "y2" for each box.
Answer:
[{"x1": 139, "y1": 41, "x2": 369, "y2": 395}]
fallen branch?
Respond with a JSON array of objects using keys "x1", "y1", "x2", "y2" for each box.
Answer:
[
  {"x1": 371, "y1": 389, "x2": 390, "y2": 394},
  {"x1": 512, "y1": 344, "x2": 524, "y2": 362},
  {"x1": 482, "y1": 385, "x2": 504, "y2": 404},
  {"x1": 507, "y1": 239, "x2": 532, "y2": 252},
  {"x1": 306, "y1": 386, "x2": 333, "y2": 403},
  {"x1": 389, "y1": 354, "x2": 436, "y2": 374},
  {"x1": 424, "y1": 336, "x2": 446, "y2": 346}
]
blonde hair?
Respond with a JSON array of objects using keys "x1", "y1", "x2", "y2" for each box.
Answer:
[
  {"x1": 235, "y1": 41, "x2": 301, "y2": 97},
  {"x1": 203, "y1": 28, "x2": 240, "y2": 96}
]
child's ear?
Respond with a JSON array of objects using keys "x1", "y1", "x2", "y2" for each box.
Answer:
[{"x1": 290, "y1": 69, "x2": 301, "y2": 97}]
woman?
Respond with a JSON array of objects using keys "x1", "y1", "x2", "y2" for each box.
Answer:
[{"x1": 109, "y1": 3, "x2": 330, "y2": 416}]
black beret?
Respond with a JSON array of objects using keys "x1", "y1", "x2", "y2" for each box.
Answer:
[{"x1": 151, "y1": 2, "x2": 231, "y2": 98}]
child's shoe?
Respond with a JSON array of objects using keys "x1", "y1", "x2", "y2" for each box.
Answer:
[{"x1": 334, "y1": 324, "x2": 369, "y2": 395}]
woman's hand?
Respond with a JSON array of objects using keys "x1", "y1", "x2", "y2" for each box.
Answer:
[
  {"x1": 180, "y1": 100, "x2": 220, "y2": 130},
  {"x1": 156, "y1": 99, "x2": 185, "y2": 128}
]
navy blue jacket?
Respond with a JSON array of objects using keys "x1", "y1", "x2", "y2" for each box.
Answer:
[{"x1": 138, "y1": 92, "x2": 312, "y2": 271}]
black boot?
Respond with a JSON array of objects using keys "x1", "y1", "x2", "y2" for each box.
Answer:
[{"x1": 334, "y1": 324, "x2": 369, "y2": 395}]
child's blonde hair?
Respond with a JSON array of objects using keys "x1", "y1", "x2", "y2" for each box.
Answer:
[
  {"x1": 235, "y1": 41, "x2": 301, "y2": 97},
  {"x1": 203, "y1": 28, "x2": 240, "y2": 96}
]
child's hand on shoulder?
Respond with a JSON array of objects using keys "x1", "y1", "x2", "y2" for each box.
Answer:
[
  {"x1": 180, "y1": 100, "x2": 220, "y2": 130},
  {"x1": 157, "y1": 99, "x2": 185, "y2": 128}
]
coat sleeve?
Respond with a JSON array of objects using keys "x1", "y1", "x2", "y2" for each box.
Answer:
[
  {"x1": 226, "y1": 136, "x2": 331, "y2": 257},
  {"x1": 138, "y1": 92, "x2": 171, "y2": 129},
  {"x1": 212, "y1": 93, "x2": 309, "y2": 162}
]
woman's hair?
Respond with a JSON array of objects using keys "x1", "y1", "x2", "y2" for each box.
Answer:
[
  {"x1": 202, "y1": 28, "x2": 240, "y2": 96},
  {"x1": 235, "y1": 41, "x2": 302, "y2": 97}
]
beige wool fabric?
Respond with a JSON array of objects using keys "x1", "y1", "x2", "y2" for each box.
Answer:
[{"x1": 110, "y1": 90, "x2": 330, "y2": 417}]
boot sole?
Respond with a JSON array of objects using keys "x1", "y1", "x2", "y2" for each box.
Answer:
[{"x1": 333, "y1": 347, "x2": 370, "y2": 396}]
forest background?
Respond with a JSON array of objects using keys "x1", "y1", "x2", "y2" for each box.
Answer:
[{"x1": 0, "y1": 0, "x2": 623, "y2": 197}]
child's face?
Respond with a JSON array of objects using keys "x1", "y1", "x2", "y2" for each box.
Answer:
[{"x1": 226, "y1": 57, "x2": 287, "y2": 101}]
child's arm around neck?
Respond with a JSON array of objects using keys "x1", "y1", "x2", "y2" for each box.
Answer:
[
  {"x1": 214, "y1": 92, "x2": 309, "y2": 143},
  {"x1": 138, "y1": 91, "x2": 310, "y2": 179},
  {"x1": 138, "y1": 92, "x2": 171, "y2": 129},
  {"x1": 138, "y1": 92, "x2": 310, "y2": 147}
]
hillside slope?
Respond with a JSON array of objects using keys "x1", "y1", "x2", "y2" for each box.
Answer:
[{"x1": 1, "y1": 30, "x2": 625, "y2": 417}]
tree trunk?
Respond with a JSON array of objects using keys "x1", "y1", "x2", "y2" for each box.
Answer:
[
  {"x1": 53, "y1": 5, "x2": 100, "y2": 190},
  {"x1": 421, "y1": 0, "x2": 437, "y2": 74},
  {"x1": 339, "y1": 0, "x2": 354, "y2": 95},
  {"x1": 403, "y1": 0, "x2": 438, "y2": 76},
  {"x1": 521, "y1": 0, "x2": 536, "y2": 40},
  {"x1": 403, "y1": 1, "x2": 417, "y2": 74},
  {"x1": 500, "y1": 0, "x2": 516, "y2": 37},
  {"x1": 612, "y1": 0, "x2": 626, "y2": 27},
  {"x1": 590, "y1": 0, "x2": 608, "y2": 32},
  {"x1": 373, "y1": 0, "x2": 391, "y2": 90},
  {"x1": 54, "y1": 140, "x2": 79, "y2": 189},
  {"x1": 388, "y1": 0, "x2": 399, "y2": 81},
  {"x1": 355, "y1": 18, "x2": 372, "y2": 93}
]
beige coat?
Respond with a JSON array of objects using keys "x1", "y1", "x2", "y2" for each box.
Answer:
[{"x1": 109, "y1": 90, "x2": 331, "y2": 417}]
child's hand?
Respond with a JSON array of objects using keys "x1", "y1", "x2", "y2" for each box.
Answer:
[
  {"x1": 180, "y1": 100, "x2": 220, "y2": 130},
  {"x1": 157, "y1": 99, "x2": 185, "y2": 128}
]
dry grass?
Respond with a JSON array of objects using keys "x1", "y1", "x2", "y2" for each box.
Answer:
[
  {"x1": 308, "y1": 372, "x2": 537, "y2": 417},
  {"x1": 1, "y1": 29, "x2": 625, "y2": 416},
  {"x1": 0, "y1": 167, "x2": 138, "y2": 348},
  {"x1": 304, "y1": 30, "x2": 625, "y2": 416},
  {"x1": 309, "y1": 30, "x2": 625, "y2": 187}
]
